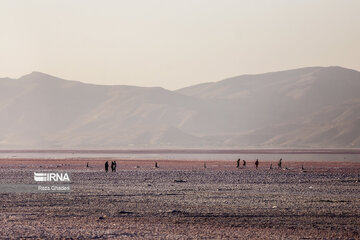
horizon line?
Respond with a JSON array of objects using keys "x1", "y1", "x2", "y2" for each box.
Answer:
[{"x1": 1, "y1": 65, "x2": 358, "y2": 91}]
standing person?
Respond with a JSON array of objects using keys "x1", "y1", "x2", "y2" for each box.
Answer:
[
  {"x1": 255, "y1": 159, "x2": 259, "y2": 169},
  {"x1": 278, "y1": 158, "x2": 282, "y2": 169},
  {"x1": 237, "y1": 158, "x2": 240, "y2": 168},
  {"x1": 111, "y1": 161, "x2": 114, "y2": 172},
  {"x1": 155, "y1": 162, "x2": 159, "y2": 168},
  {"x1": 105, "y1": 161, "x2": 109, "y2": 172},
  {"x1": 270, "y1": 164, "x2": 273, "y2": 170},
  {"x1": 113, "y1": 161, "x2": 117, "y2": 172},
  {"x1": 243, "y1": 160, "x2": 246, "y2": 168}
]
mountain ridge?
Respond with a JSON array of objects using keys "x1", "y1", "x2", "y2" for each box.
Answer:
[{"x1": 0, "y1": 66, "x2": 359, "y2": 148}]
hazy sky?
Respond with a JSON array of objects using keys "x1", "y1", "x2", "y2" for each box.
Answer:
[{"x1": 1, "y1": 0, "x2": 359, "y2": 89}]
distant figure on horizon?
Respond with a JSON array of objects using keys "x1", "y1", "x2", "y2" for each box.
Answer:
[
  {"x1": 237, "y1": 158, "x2": 240, "y2": 168},
  {"x1": 302, "y1": 164, "x2": 304, "y2": 171},
  {"x1": 270, "y1": 164, "x2": 273, "y2": 170},
  {"x1": 105, "y1": 161, "x2": 109, "y2": 172},
  {"x1": 255, "y1": 159, "x2": 259, "y2": 169},
  {"x1": 155, "y1": 162, "x2": 159, "y2": 168},
  {"x1": 204, "y1": 162, "x2": 207, "y2": 168},
  {"x1": 86, "y1": 162, "x2": 89, "y2": 168},
  {"x1": 278, "y1": 158, "x2": 282, "y2": 169},
  {"x1": 111, "y1": 161, "x2": 117, "y2": 172},
  {"x1": 243, "y1": 160, "x2": 246, "y2": 168}
]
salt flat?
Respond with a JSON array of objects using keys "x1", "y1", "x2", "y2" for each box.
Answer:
[{"x1": 0, "y1": 159, "x2": 359, "y2": 239}]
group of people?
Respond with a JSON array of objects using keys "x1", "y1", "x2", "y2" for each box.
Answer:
[
  {"x1": 236, "y1": 158, "x2": 283, "y2": 169},
  {"x1": 104, "y1": 161, "x2": 117, "y2": 172},
  {"x1": 102, "y1": 158, "x2": 284, "y2": 171},
  {"x1": 104, "y1": 161, "x2": 161, "y2": 172},
  {"x1": 236, "y1": 158, "x2": 247, "y2": 168}
]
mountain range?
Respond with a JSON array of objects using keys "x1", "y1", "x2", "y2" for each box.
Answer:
[{"x1": 1, "y1": 66, "x2": 359, "y2": 149}]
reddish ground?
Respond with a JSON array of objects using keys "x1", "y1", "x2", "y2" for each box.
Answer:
[{"x1": 0, "y1": 158, "x2": 359, "y2": 239}]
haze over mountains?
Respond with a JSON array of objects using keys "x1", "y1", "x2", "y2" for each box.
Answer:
[{"x1": 0, "y1": 66, "x2": 359, "y2": 149}]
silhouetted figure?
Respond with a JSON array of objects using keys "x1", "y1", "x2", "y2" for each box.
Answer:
[
  {"x1": 155, "y1": 162, "x2": 159, "y2": 168},
  {"x1": 237, "y1": 158, "x2": 240, "y2": 168},
  {"x1": 243, "y1": 160, "x2": 246, "y2": 168},
  {"x1": 204, "y1": 162, "x2": 207, "y2": 168},
  {"x1": 86, "y1": 162, "x2": 89, "y2": 168},
  {"x1": 301, "y1": 164, "x2": 304, "y2": 171},
  {"x1": 270, "y1": 164, "x2": 273, "y2": 170},
  {"x1": 105, "y1": 161, "x2": 109, "y2": 172},
  {"x1": 255, "y1": 159, "x2": 259, "y2": 169},
  {"x1": 111, "y1": 161, "x2": 116, "y2": 172},
  {"x1": 278, "y1": 158, "x2": 282, "y2": 169},
  {"x1": 113, "y1": 161, "x2": 117, "y2": 172}
]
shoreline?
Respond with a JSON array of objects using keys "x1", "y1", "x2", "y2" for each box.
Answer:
[{"x1": 0, "y1": 148, "x2": 360, "y2": 154}]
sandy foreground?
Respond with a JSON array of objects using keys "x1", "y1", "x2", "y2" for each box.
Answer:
[{"x1": 0, "y1": 158, "x2": 360, "y2": 239}]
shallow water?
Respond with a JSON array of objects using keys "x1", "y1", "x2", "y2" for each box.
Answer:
[{"x1": 1, "y1": 152, "x2": 359, "y2": 162}]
